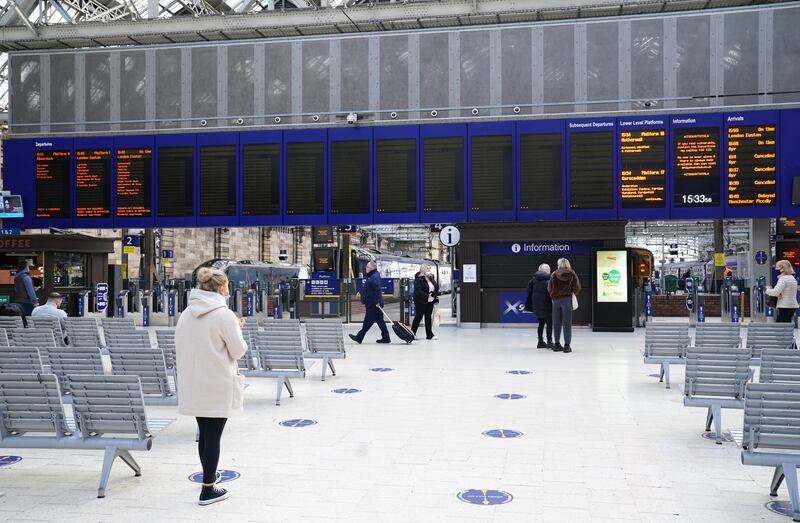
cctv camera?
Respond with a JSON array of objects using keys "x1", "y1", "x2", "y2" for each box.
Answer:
[
  {"x1": 430, "y1": 110, "x2": 438, "y2": 117},
  {"x1": 274, "y1": 116, "x2": 281, "y2": 123},
  {"x1": 644, "y1": 100, "x2": 654, "y2": 107},
  {"x1": 200, "y1": 119, "x2": 208, "y2": 127},
  {"x1": 390, "y1": 112, "x2": 398, "y2": 119},
  {"x1": 235, "y1": 118, "x2": 244, "y2": 125},
  {"x1": 346, "y1": 112, "x2": 358, "y2": 124},
  {"x1": 513, "y1": 106, "x2": 521, "y2": 114},
  {"x1": 312, "y1": 115, "x2": 320, "y2": 122},
  {"x1": 471, "y1": 108, "x2": 479, "y2": 116}
]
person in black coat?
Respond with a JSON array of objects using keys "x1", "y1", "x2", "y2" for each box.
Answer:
[
  {"x1": 349, "y1": 261, "x2": 391, "y2": 344},
  {"x1": 525, "y1": 263, "x2": 553, "y2": 348},
  {"x1": 411, "y1": 264, "x2": 439, "y2": 340}
]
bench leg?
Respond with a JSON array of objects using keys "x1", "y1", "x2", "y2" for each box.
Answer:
[
  {"x1": 705, "y1": 407, "x2": 713, "y2": 432},
  {"x1": 771, "y1": 465, "x2": 785, "y2": 497},
  {"x1": 782, "y1": 463, "x2": 800, "y2": 522},
  {"x1": 97, "y1": 446, "x2": 141, "y2": 498},
  {"x1": 328, "y1": 359, "x2": 336, "y2": 377},
  {"x1": 709, "y1": 404, "x2": 723, "y2": 444},
  {"x1": 285, "y1": 378, "x2": 294, "y2": 398},
  {"x1": 663, "y1": 362, "x2": 671, "y2": 389},
  {"x1": 275, "y1": 376, "x2": 285, "y2": 406},
  {"x1": 659, "y1": 364, "x2": 665, "y2": 383},
  {"x1": 320, "y1": 356, "x2": 328, "y2": 381}
]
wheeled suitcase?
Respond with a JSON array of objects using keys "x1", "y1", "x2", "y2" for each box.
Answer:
[{"x1": 377, "y1": 305, "x2": 414, "y2": 344}]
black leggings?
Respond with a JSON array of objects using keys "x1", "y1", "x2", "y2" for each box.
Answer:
[
  {"x1": 538, "y1": 316, "x2": 553, "y2": 342},
  {"x1": 411, "y1": 301, "x2": 435, "y2": 339},
  {"x1": 196, "y1": 417, "x2": 227, "y2": 485},
  {"x1": 777, "y1": 308, "x2": 797, "y2": 323}
]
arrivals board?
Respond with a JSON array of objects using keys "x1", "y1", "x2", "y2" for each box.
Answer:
[
  {"x1": 376, "y1": 138, "x2": 416, "y2": 214},
  {"x1": 200, "y1": 145, "x2": 236, "y2": 216},
  {"x1": 35, "y1": 149, "x2": 70, "y2": 218},
  {"x1": 286, "y1": 142, "x2": 324, "y2": 215},
  {"x1": 75, "y1": 149, "x2": 111, "y2": 218},
  {"x1": 519, "y1": 133, "x2": 562, "y2": 211},
  {"x1": 241, "y1": 143, "x2": 280, "y2": 216},
  {"x1": 569, "y1": 131, "x2": 614, "y2": 209},
  {"x1": 673, "y1": 127, "x2": 720, "y2": 207},
  {"x1": 619, "y1": 129, "x2": 666, "y2": 208},
  {"x1": 423, "y1": 137, "x2": 465, "y2": 213},
  {"x1": 330, "y1": 140, "x2": 370, "y2": 215},
  {"x1": 470, "y1": 135, "x2": 513, "y2": 211},
  {"x1": 157, "y1": 146, "x2": 193, "y2": 217},
  {"x1": 116, "y1": 148, "x2": 152, "y2": 217},
  {"x1": 727, "y1": 123, "x2": 777, "y2": 206}
]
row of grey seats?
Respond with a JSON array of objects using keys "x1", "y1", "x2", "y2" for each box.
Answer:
[{"x1": 643, "y1": 322, "x2": 800, "y2": 522}]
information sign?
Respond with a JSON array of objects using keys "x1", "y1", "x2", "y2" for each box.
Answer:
[
  {"x1": 304, "y1": 272, "x2": 341, "y2": 298},
  {"x1": 95, "y1": 283, "x2": 108, "y2": 313},
  {"x1": 673, "y1": 127, "x2": 720, "y2": 207},
  {"x1": 439, "y1": 225, "x2": 460, "y2": 247}
]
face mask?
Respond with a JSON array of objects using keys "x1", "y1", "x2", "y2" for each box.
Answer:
[{"x1": 224, "y1": 294, "x2": 231, "y2": 302}]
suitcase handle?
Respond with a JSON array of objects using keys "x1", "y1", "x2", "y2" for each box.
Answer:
[{"x1": 376, "y1": 305, "x2": 393, "y2": 322}]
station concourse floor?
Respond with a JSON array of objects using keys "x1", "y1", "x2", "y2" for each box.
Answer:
[{"x1": 0, "y1": 323, "x2": 787, "y2": 523}]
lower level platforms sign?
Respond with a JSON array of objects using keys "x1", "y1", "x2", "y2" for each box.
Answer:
[{"x1": 457, "y1": 489, "x2": 513, "y2": 506}]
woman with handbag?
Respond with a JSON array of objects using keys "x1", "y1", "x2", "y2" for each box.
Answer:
[
  {"x1": 766, "y1": 259, "x2": 799, "y2": 323},
  {"x1": 411, "y1": 264, "x2": 439, "y2": 340},
  {"x1": 547, "y1": 258, "x2": 581, "y2": 353}
]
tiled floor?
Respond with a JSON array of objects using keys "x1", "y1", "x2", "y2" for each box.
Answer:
[{"x1": 0, "y1": 324, "x2": 788, "y2": 522}]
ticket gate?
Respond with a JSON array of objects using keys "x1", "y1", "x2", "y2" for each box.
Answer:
[
  {"x1": 721, "y1": 281, "x2": 733, "y2": 321},
  {"x1": 685, "y1": 278, "x2": 697, "y2": 327},
  {"x1": 75, "y1": 290, "x2": 91, "y2": 318},
  {"x1": 116, "y1": 290, "x2": 130, "y2": 318},
  {"x1": 752, "y1": 277, "x2": 771, "y2": 322}
]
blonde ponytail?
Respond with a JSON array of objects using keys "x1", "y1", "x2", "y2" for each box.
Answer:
[{"x1": 196, "y1": 267, "x2": 228, "y2": 292}]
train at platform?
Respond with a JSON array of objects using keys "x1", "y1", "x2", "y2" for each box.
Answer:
[
  {"x1": 192, "y1": 259, "x2": 310, "y2": 290},
  {"x1": 350, "y1": 247, "x2": 453, "y2": 293}
]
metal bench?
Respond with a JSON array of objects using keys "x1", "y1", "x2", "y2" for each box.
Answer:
[
  {"x1": 747, "y1": 322, "x2": 796, "y2": 362},
  {"x1": 694, "y1": 323, "x2": 742, "y2": 349},
  {"x1": 760, "y1": 349, "x2": 800, "y2": 384},
  {"x1": 0, "y1": 317, "x2": 25, "y2": 330},
  {"x1": 41, "y1": 347, "x2": 105, "y2": 392},
  {"x1": 683, "y1": 346, "x2": 751, "y2": 444},
  {"x1": 0, "y1": 347, "x2": 43, "y2": 373},
  {"x1": 107, "y1": 347, "x2": 176, "y2": 405},
  {"x1": 104, "y1": 330, "x2": 153, "y2": 349},
  {"x1": 304, "y1": 320, "x2": 347, "y2": 381},
  {"x1": 245, "y1": 328, "x2": 311, "y2": 405},
  {"x1": 154, "y1": 330, "x2": 177, "y2": 370},
  {"x1": 642, "y1": 322, "x2": 690, "y2": 389},
  {"x1": 101, "y1": 318, "x2": 137, "y2": 331},
  {"x1": 30, "y1": 317, "x2": 66, "y2": 346},
  {"x1": 741, "y1": 383, "x2": 800, "y2": 522},
  {"x1": 0, "y1": 328, "x2": 8, "y2": 347},
  {"x1": 63, "y1": 318, "x2": 103, "y2": 348},
  {"x1": 8, "y1": 328, "x2": 56, "y2": 348},
  {"x1": 0, "y1": 373, "x2": 173, "y2": 498}
]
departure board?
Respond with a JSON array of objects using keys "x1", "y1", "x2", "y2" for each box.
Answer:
[
  {"x1": 331, "y1": 140, "x2": 370, "y2": 215},
  {"x1": 376, "y1": 139, "x2": 416, "y2": 214},
  {"x1": 200, "y1": 145, "x2": 236, "y2": 216},
  {"x1": 569, "y1": 132, "x2": 614, "y2": 209},
  {"x1": 673, "y1": 128, "x2": 720, "y2": 207},
  {"x1": 75, "y1": 149, "x2": 111, "y2": 218},
  {"x1": 423, "y1": 137, "x2": 464, "y2": 213},
  {"x1": 727, "y1": 124, "x2": 777, "y2": 206},
  {"x1": 157, "y1": 146, "x2": 193, "y2": 217},
  {"x1": 777, "y1": 218, "x2": 800, "y2": 236},
  {"x1": 520, "y1": 134, "x2": 562, "y2": 211},
  {"x1": 242, "y1": 143, "x2": 280, "y2": 216},
  {"x1": 619, "y1": 130, "x2": 666, "y2": 208},
  {"x1": 35, "y1": 150, "x2": 71, "y2": 218},
  {"x1": 116, "y1": 148, "x2": 152, "y2": 217},
  {"x1": 471, "y1": 135, "x2": 512, "y2": 211},
  {"x1": 776, "y1": 241, "x2": 800, "y2": 267},
  {"x1": 286, "y1": 142, "x2": 324, "y2": 215}
]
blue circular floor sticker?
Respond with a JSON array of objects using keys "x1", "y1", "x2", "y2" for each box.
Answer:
[
  {"x1": 495, "y1": 393, "x2": 526, "y2": 400},
  {"x1": 483, "y1": 429, "x2": 524, "y2": 439},
  {"x1": 279, "y1": 419, "x2": 317, "y2": 427},
  {"x1": 457, "y1": 489, "x2": 513, "y2": 506},
  {"x1": 332, "y1": 388, "x2": 361, "y2": 394},
  {"x1": 507, "y1": 370, "x2": 532, "y2": 375},
  {"x1": 370, "y1": 368, "x2": 393, "y2": 372},
  {"x1": 0, "y1": 455, "x2": 22, "y2": 467},
  {"x1": 648, "y1": 373, "x2": 661, "y2": 378},
  {"x1": 188, "y1": 469, "x2": 240, "y2": 483},
  {"x1": 766, "y1": 500, "x2": 793, "y2": 517},
  {"x1": 702, "y1": 431, "x2": 734, "y2": 443}
]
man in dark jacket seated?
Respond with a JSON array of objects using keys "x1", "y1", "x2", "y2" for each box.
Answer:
[{"x1": 349, "y1": 261, "x2": 391, "y2": 344}]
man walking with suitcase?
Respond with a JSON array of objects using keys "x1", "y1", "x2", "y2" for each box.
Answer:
[{"x1": 350, "y1": 261, "x2": 391, "y2": 344}]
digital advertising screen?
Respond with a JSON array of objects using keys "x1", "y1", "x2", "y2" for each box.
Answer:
[
  {"x1": 569, "y1": 131, "x2": 614, "y2": 209},
  {"x1": 242, "y1": 143, "x2": 280, "y2": 216},
  {"x1": 116, "y1": 148, "x2": 152, "y2": 218},
  {"x1": 596, "y1": 250, "x2": 629, "y2": 303},
  {"x1": 0, "y1": 195, "x2": 24, "y2": 218},
  {"x1": 75, "y1": 149, "x2": 112, "y2": 218},
  {"x1": 727, "y1": 124, "x2": 777, "y2": 206},
  {"x1": 470, "y1": 135, "x2": 513, "y2": 211},
  {"x1": 35, "y1": 149, "x2": 71, "y2": 219},
  {"x1": 376, "y1": 138, "x2": 416, "y2": 214},
  {"x1": 519, "y1": 133, "x2": 562, "y2": 211},
  {"x1": 619, "y1": 129, "x2": 666, "y2": 208},
  {"x1": 673, "y1": 127, "x2": 720, "y2": 207}
]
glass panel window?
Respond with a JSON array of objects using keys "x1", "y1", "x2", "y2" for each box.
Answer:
[{"x1": 53, "y1": 253, "x2": 87, "y2": 287}]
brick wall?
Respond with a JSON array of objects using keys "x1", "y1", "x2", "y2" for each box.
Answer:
[{"x1": 653, "y1": 294, "x2": 751, "y2": 317}]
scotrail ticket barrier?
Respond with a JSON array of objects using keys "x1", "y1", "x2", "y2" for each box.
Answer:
[
  {"x1": 696, "y1": 284, "x2": 707, "y2": 324},
  {"x1": 141, "y1": 290, "x2": 152, "y2": 327},
  {"x1": 686, "y1": 278, "x2": 696, "y2": 327},
  {"x1": 76, "y1": 289, "x2": 90, "y2": 318},
  {"x1": 116, "y1": 290, "x2": 129, "y2": 318},
  {"x1": 167, "y1": 289, "x2": 177, "y2": 327},
  {"x1": 721, "y1": 280, "x2": 733, "y2": 322},
  {"x1": 752, "y1": 277, "x2": 771, "y2": 322},
  {"x1": 730, "y1": 284, "x2": 741, "y2": 323}
]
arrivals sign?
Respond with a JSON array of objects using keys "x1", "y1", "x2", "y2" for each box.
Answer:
[{"x1": 596, "y1": 250, "x2": 628, "y2": 303}]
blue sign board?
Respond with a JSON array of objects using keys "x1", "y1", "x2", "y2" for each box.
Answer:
[
  {"x1": 188, "y1": 470, "x2": 240, "y2": 483},
  {"x1": 355, "y1": 278, "x2": 395, "y2": 296},
  {"x1": 495, "y1": 393, "x2": 526, "y2": 400},
  {"x1": 644, "y1": 289, "x2": 653, "y2": 317},
  {"x1": 168, "y1": 292, "x2": 175, "y2": 317},
  {"x1": 698, "y1": 303, "x2": 706, "y2": 322},
  {"x1": 332, "y1": 388, "x2": 361, "y2": 394},
  {"x1": 123, "y1": 235, "x2": 140, "y2": 247},
  {"x1": 305, "y1": 272, "x2": 341, "y2": 298},
  {"x1": 481, "y1": 241, "x2": 603, "y2": 256},
  {"x1": 429, "y1": 223, "x2": 447, "y2": 232},
  {"x1": 499, "y1": 292, "x2": 535, "y2": 324},
  {"x1": 482, "y1": 429, "x2": 524, "y2": 439},
  {"x1": 0, "y1": 228, "x2": 21, "y2": 236},
  {"x1": 457, "y1": 489, "x2": 513, "y2": 506},
  {"x1": 279, "y1": 419, "x2": 317, "y2": 427},
  {"x1": 162, "y1": 249, "x2": 174, "y2": 259},
  {"x1": 0, "y1": 455, "x2": 22, "y2": 467},
  {"x1": 95, "y1": 282, "x2": 109, "y2": 312},
  {"x1": 336, "y1": 225, "x2": 359, "y2": 233},
  {"x1": 755, "y1": 250, "x2": 768, "y2": 265},
  {"x1": 732, "y1": 302, "x2": 740, "y2": 323}
]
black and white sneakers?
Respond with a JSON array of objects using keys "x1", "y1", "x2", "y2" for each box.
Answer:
[{"x1": 199, "y1": 485, "x2": 229, "y2": 506}]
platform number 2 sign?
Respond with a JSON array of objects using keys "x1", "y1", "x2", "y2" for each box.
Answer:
[{"x1": 439, "y1": 226, "x2": 460, "y2": 247}]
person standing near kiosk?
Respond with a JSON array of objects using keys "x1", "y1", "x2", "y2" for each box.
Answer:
[{"x1": 766, "y1": 260, "x2": 799, "y2": 323}]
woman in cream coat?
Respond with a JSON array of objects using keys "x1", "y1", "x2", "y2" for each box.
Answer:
[
  {"x1": 766, "y1": 259, "x2": 800, "y2": 323},
  {"x1": 176, "y1": 267, "x2": 248, "y2": 506}
]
